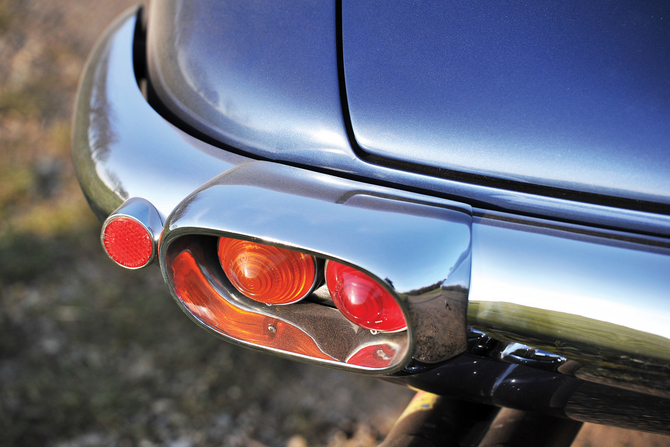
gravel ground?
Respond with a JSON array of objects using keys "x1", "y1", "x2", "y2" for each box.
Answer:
[{"x1": 0, "y1": 1, "x2": 669, "y2": 446}]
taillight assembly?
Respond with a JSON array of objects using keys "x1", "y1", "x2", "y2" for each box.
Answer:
[
  {"x1": 158, "y1": 163, "x2": 472, "y2": 372},
  {"x1": 104, "y1": 167, "x2": 472, "y2": 373},
  {"x1": 215, "y1": 236, "x2": 406, "y2": 333},
  {"x1": 165, "y1": 235, "x2": 409, "y2": 371}
]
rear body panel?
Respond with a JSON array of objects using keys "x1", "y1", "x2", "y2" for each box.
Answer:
[{"x1": 342, "y1": 1, "x2": 670, "y2": 205}]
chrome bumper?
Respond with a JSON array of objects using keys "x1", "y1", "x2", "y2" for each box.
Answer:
[{"x1": 72, "y1": 8, "x2": 670, "y2": 433}]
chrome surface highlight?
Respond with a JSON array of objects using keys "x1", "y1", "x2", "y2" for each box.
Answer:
[
  {"x1": 71, "y1": 7, "x2": 250, "y2": 222},
  {"x1": 469, "y1": 213, "x2": 670, "y2": 397}
]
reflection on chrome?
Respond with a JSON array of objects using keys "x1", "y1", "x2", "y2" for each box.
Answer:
[{"x1": 469, "y1": 213, "x2": 670, "y2": 397}]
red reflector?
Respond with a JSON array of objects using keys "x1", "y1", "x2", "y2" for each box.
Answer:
[
  {"x1": 218, "y1": 237, "x2": 316, "y2": 305},
  {"x1": 102, "y1": 217, "x2": 153, "y2": 268},
  {"x1": 347, "y1": 344, "x2": 396, "y2": 368},
  {"x1": 171, "y1": 248, "x2": 334, "y2": 360},
  {"x1": 326, "y1": 261, "x2": 407, "y2": 332}
]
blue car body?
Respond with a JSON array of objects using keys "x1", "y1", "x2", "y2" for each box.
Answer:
[{"x1": 72, "y1": 0, "x2": 670, "y2": 437}]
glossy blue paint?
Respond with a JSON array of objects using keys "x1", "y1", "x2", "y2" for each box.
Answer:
[
  {"x1": 147, "y1": 0, "x2": 353, "y2": 161},
  {"x1": 342, "y1": 0, "x2": 670, "y2": 205},
  {"x1": 143, "y1": 0, "x2": 670, "y2": 236}
]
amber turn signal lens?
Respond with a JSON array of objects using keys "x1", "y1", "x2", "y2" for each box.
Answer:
[
  {"x1": 102, "y1": 217, "x2": 153, "y2": 268},
  {"x1": 218, "y1": 237, "x2": 316, "y2": 305},
  {"x1": 171, "y1": 249, "x2": 333, "y2": 360},
  {"x1": 326, "y1": 261, "x2": 407, "y2": 332}
]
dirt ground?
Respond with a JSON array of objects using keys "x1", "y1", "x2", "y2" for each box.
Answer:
[{"x1": 0, "y1": 1, "x2": 669, "y2": 446}]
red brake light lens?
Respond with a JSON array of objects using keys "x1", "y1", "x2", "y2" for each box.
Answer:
[
  {"x1": 326, "y1": 261, "x2": 407, "y2": 332},
  {"x1": 218, "y1": 237, "x2": 316, "y2": 305},
  {"x1": 347, "y1": 344, "x2": 397, "y2": 368},
  {"x1": 102, "y1": 217, "x2": 153, "y2": 268}
]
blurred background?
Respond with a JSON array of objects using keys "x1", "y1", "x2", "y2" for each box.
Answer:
[{"x1": 0, "y1": 1, "x2": 669, "y2": 446}]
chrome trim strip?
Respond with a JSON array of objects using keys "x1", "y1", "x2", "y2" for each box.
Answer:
[{"x1": 469, "y1": 214, "x2": 670, "y2": 397}]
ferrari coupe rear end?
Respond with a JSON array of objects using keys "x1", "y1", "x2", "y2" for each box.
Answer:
[{"x1": 72, "y1": 1, "x2": 670, "y2": 443}]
